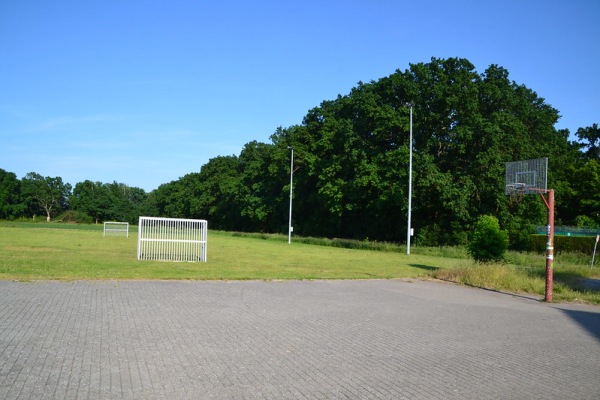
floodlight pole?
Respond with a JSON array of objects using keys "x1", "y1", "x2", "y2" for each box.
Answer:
[
  {"x1": 406, "y1": 103, "x2": 414, "y2": 255},
  {"x1": 539, "y1": 189, "x2": 555, "y2": 302},
  {"x1": 288, "y1": 146, "x2": 294, "y2": 244}
]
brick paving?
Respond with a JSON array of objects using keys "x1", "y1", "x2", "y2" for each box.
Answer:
[{"x1": 0, "y1": 279, "x2": 599, "y2": 399}]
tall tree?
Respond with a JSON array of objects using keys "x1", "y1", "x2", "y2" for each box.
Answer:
[
  {"x1": 195, "y1": 156, "x2": 243, "y2": 230},
  {"x1": 104, "y1": 182, "x2": 148, "y2": 224},
  {"x1": 570, "y1": 159, "x2": 600, "y2": 225},
  {"x1": 148, "y1": 57, "x2": 577, "y2": 247},
  {"x1": 71, "y1": 180, "x2": 113, "y2": 223},
  {"x1": 21, "y1": 172, "x2": 71, "y2": 221},
  {"x1": 238, "y1": 141, "x2": 289, "y2": 232},
  {"x1": 284, "y1": 57, "x2": 570, "y2": 244},
  {"x1": 0, "y1": 169, "x2": 24, "y2": 219},
  {"x1": 576, "y1": 123, "x2": 600, "y2": 160}
]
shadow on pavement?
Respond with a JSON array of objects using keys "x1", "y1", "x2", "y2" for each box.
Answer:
[
  {"x1": 433, "y1": 277, "x2": 542, "y2": 302},
  {"x1": 561, "y1": 309, "x2": 600, "y2": 341}
]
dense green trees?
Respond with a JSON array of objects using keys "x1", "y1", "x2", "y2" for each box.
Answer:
[
  {"x1": 71, "y1": 181, "x2": 113, "y2": 223},
  {"x1": 21, "y1": 172, "x2": 72, "y2": 222},
  {"x1": 0, "y1": 57, "x2": 598, "y2": 247},
  {"x1": 264, "y1": 58, "x2": 581, "y2": 245},
  {"x1": 576, "y1": 123, "x2": 600, "y2": 160},
  {"x1": 0, "y1": 174, "x2": 149, "y2": 224},
  {"x1": 70, "y1": 181, "x2": 150, "y2": 224},
  {"x1": 193, "y1": 156, "x2": 243, "y2": 230},
  {"x1": 0, "y1": 169, "x2": 23, "y2": 219}
]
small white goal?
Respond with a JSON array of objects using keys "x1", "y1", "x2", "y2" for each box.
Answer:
[
  {"x1": 137, "y1": 216, "x2": 207, "y2": 262},
  {"x1": 103, "y1": 221, "x2": 129, "y2": 237}
]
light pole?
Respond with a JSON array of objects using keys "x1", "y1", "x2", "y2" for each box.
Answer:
[
  {"x1": 288, "y1": 146, "x2": 294, "y2": 244},
  {"x1": 406, "y1": 103, "x2": 414, "y2": 255}
]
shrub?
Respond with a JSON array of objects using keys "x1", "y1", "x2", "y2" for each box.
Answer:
[
  {"x1": 575, "y1": 215, "x2": 599, "y2": 228},
  {"x1": 468, "y1": 215, "x2": 509, "y2": 262},
  {"x1": 54, "y1": 210, "x2": 94, "y2": 224}
]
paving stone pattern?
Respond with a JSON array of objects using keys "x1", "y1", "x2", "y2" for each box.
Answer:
[{"x1": 0, "y1": 279, "x2": 599, "y2": 399}]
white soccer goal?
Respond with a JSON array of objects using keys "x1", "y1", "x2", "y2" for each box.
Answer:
[
  {"x1": 137, "y1": 216, "x2": 207, "y2": 262},
  {"x1": 103, "y1": 221, "x2": 129, "y2": 237}
]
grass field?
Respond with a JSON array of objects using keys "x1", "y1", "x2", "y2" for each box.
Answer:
[{"x1": 1, "y1": 222, "x2": 599, "y2": 304}]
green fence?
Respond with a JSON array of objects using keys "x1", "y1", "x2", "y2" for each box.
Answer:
[
  {"x1": 531, "y1": 234, "x2": 598, "y2": 254},
  {"x1": 535, "y1": 226, "x2": 600, "y2": 237}
]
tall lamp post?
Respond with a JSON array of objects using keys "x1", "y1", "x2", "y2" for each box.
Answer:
[
  {"x1": 288, "y1": 146, "x2": 294, "y2": 244},
  {"x1": 406, "y1": 103, "x2": 414, "y2": 255}
]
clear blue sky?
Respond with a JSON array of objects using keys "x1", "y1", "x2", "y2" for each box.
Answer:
[{"x1": 1, "y1": 0, "x2": 598, "y2": 192}]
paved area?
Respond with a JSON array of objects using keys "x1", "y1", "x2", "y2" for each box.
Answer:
[{"x1": 0, "y1": 279, "x2": 599, "y2": 399}]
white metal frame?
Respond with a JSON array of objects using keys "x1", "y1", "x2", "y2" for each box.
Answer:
[
  {"x1": 137, "y1": 216, "x2": 207, "y2": 262},
  {"x1": 103, "y1": 221, "x2": 129, "y2": 237}
]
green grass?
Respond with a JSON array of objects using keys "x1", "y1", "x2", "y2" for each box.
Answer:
[
  {"x1": 0, "y1": 223, "x2": 465, "y2": 281},
  {"x1": 1, "y1": 222, "x2": 599, "y2": 304},
  {"x1": 432, "y1": 253, "x2": 600, "y2": 304}
]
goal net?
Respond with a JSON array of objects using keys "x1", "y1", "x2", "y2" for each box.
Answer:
[{"x1": 103, "y1": 221, "x2": 129, "y2": 237}]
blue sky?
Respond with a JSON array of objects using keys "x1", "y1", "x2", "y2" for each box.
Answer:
[{"x1": 1, "y1": 0, "x2": 599, "y2": 192}]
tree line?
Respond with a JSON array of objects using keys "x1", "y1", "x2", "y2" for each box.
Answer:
[
  {"x1": 0, "y1": 172, "x2": 153, "y2": 224},
  {"x1": 1, "y1": 58, "x2": 599, "y2": 249}
]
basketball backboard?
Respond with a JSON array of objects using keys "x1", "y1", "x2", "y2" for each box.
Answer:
[{"x1": 505, "y1": 157, "x2": 548, "y2": 195}]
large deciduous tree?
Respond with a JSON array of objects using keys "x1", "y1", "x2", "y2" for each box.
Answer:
[
  {"x1": 148, "y1": 57, "x2": 582, "y2": 247},
  {"x1": 194, "y1": 156, "x2": 243, "y2": 230},
  {"x1": 570, "y1": 159, "x2": 600, "y2": 225},
  {"x1": 576, "y1": 123, "x2": 600, "y2": 160},
  {"x1": 71, "y1": 180, "x2": 112, "y2": 223},
  {"x1": 0, "y1": 169, "x2": 24, "y2": 219},
  {"x1": 21, "y1": 172, "x2": 71, "y2": 222},
  {"x1": 270, "y1": 57, "x2": 572, "y2": 244},
  {"x1": 71, "y1": 180, "x2": 149, "y2": 224},
  {"x1": 238, "y1": 141, "x2": 289, "y2": 232}
]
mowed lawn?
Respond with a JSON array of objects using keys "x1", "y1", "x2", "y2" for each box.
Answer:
[{"x1": 0, "y1": 223, "x2": 465, "y2": 281}]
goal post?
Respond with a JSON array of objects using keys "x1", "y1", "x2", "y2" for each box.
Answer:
[
  {"x1": 137, "y1": 216, "x2": 207, "y2": 262},
  {"x1": 103, "y1": 221, "x2": 129, "y2": 237}
]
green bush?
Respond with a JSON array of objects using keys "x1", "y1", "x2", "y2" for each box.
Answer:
[
  {"x1": 468, "y1": 215, "x2": 509, "y2": 262},
  {"x1": 54, "y1": 210, "x2": 94, "y2": 224},
  {"x1": 575, "y1": 215, "x2": 599, "y2": 228}
]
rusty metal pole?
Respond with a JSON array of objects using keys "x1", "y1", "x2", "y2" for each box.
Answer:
[{"x1": 544, "y1": 189, "x2": 555, "y2": 302}]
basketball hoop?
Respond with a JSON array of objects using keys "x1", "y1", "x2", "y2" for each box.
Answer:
[
  {"x1": 505, "y1": 157, "x2": 554, "y2": 302},
  {"x1": 505, "y1": 182, "x2": 528, "y2": 194}
]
